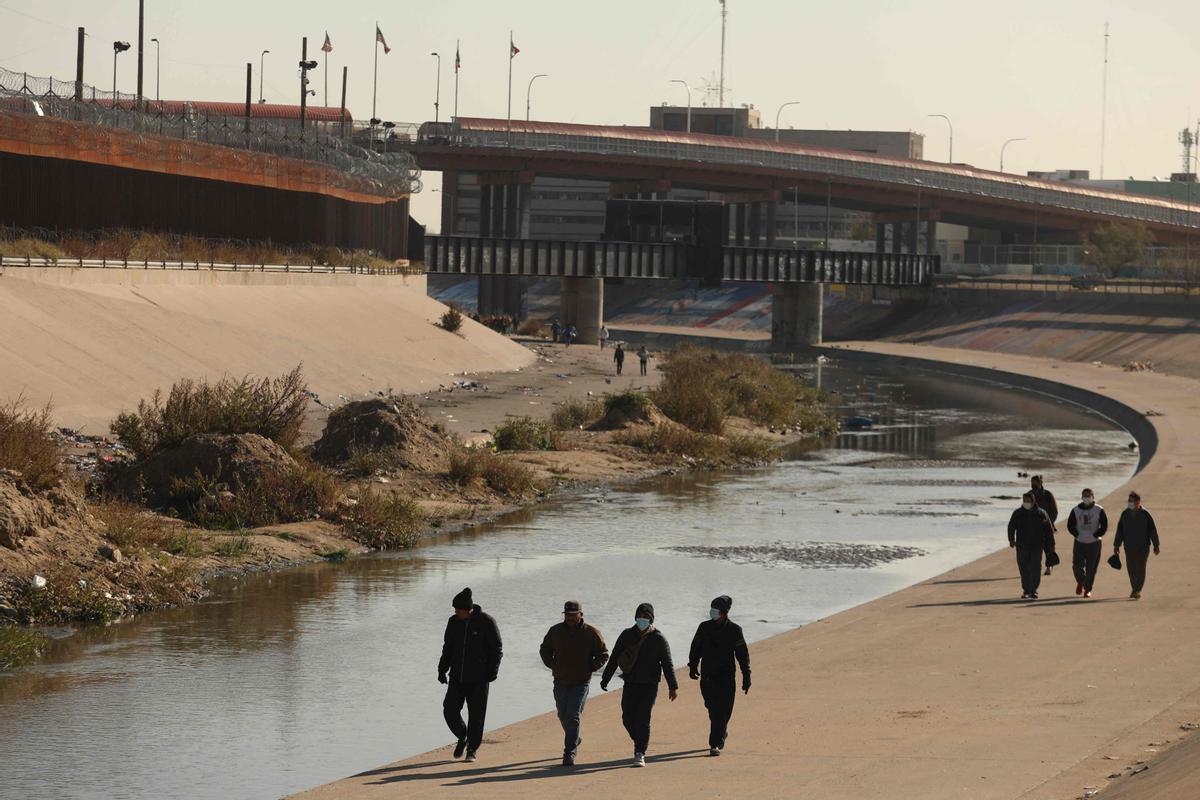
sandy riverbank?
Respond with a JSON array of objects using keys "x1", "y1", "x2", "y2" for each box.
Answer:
[{"x1": 294, "y1": 341, "x2": 1200, "y2": 800}]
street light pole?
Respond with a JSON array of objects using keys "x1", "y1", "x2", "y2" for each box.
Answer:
[
  {"x1": 259, "y1": 50, "x2": 269, "y2": 103},
  {"x1": 112, "y1": 41, "x2": 130, "y2": 105},
  {"x1": 431, "y1": 52, "x2": 441, "y2": 123},
  {"x1": 670, "y1": 79, "x2": 691, "y2": 132},
  {"x1": 775, "y1": 100, "x2": 801, "y2": 142},
  {"x1": 1000, "y1": 137, "x2": 1026, "y2": 172},
  {"x1": 526, "y1": 73, "x2": 547, "y2": 121},
  {"x1": 927, "y1": 114, "x2": 953, "y2": 163},
  {"x1": 150, "y1": 38, "x2": 160, "y2": 104}
]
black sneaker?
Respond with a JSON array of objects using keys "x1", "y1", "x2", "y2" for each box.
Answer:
[
  {"x1": 1020, "y1": 593, "x2": 1029, "y2": 599},
  {"x1": 1030, "y1": 593, "x2": 1039, "y2": 600},
  {"x1": 465, "y1": 750, "x2": 478, "y2": 763},
  {"x1": 453, "y1": 738, "x2": 468, "y2": 759},
  {"x1": 562, "y1": 753, "x2": 576, "y2": 767}
]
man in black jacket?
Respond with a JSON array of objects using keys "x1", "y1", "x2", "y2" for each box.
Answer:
[
  {"x1": 688, "y1": 595, "x2": 751, "y2": 756},
  {"x1": 539, "y1": 600, "x2": 609, "y2": 767},
  {"x1": 437, "y1": 587, "x2": 503, "y2": 762},
  {"x1": 1031, "y1": 475, "x2": 1059, "y2": 575},
  {"x1": 1008, "y1": 492, "x2": 1054, "y2": 599},
  {"x1": 1113, "y1": 491, "x2": 1161, "y2": 599},
  {"x1": 600, "y1": 602, "x2": 678, "y2": 767}
]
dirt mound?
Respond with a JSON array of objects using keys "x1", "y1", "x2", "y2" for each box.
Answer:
[
  {"x1": 589, "y1": 395, "x2": 671, "y2": 431},
  {"x1": 121, "y1": 433, "x2": 298, "y2": 505},
  {"x1": 0, "y1": 469, "x2": 88, "y2": 550},
  {"x1": 312, "y1": 397, "x2": 449, "y2": 472}
]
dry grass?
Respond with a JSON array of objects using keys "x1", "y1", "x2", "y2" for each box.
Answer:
[
  {"x1": 169, "y1": 459, "x2": 339, "y2": 530},
  {"x1": 342, "y1": 489, "x2": 422, "y2": 550},
  {"x1": 550, "y1": 399, "x2": 604, "y2": 431},
  {"x1": 617, "y1": 425, "x2": 778, "y2": 466},
  {"x1": 447, "y1": 445, "x2": 540, "y2": 497},
  {"x1": 0, "y1": 398, "x2": 63, "y2": 490},
  {"x1": 493, "y1": 416, "x2": 560, "y2": 451},
  {"x1": 0, "y1": 626, "x2": 48, "y2": 670},
  {"x1": 91, "y1": 501, "x2": 172, "y2": 552},
  {"x1": 111, "y1": 366, "x2": 309, "y2": 460}
]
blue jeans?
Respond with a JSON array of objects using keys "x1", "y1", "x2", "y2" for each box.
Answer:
[{"x1": 552, "y1": 681, "x2": 589, "y2": 755}]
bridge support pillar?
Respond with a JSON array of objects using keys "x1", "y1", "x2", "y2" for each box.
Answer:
[
  {"x1": 478, "y1": 275, "x2": 525, "y2": 320},
  {"x1": 519, "y1": 184, "x2": 533, "y2": 238},
  {"x1": 734, "y1": 204, "x2": 747, "y2": 246},
  {"x1": 771, "y1": 283, "x2": 824, "y2": 349},
  {"x1": 503, "y1": 184, "x2": 520, "y2": 237},
  {"x1": 560, "y1": 277, "x2": 604, "y2": 345},
  {"x1": 749, "y1": 202, "x2": 762, "y2": 247},
  {"x1": 766, "y1": 201, "x2": 777, "y2": 247}
]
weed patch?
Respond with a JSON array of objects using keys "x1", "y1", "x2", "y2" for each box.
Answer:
[
  {"x1": 551, "y1": 399, "x2": 604, "y2": 430},
  {"x1": 446, "y1": 446, "x2": 540, "y2": 497},
  {"x1": 8, "y1": 568, "x2": 122, "y2": 625},
  {"x1": 213, "y1": 535, "x2": 252, "y2": 557},
  {"x1": 493, "y1": 416, "x2": 560, "y2": 451},
  {"x1": 0, "y1": 398, "x2": 63, "y2": 490},
  {"x1": 0, "y1": 626, "x2": 48, "y2": 670},
  {"x1": 91, "y1": 501, "x2": 170, "y2": 552},
  {"x1": 342, "y1": 490, "x2": 422, "y2": 550}
]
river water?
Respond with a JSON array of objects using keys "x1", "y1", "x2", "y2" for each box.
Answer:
[{"x1": 0, "y1": 363, "x2": 1138, "y2": 800}]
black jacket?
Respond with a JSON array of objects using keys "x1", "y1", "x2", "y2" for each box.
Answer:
[
  {"x1": 687, "y1": 619, "x2": 750, "y2": 680},
  {"x1": 438, "y1": 605, "x2": 503, "y2": 684},
  {"x1": 1008, "y1": 505, "x2": 1053, "y2": 548},
  {"x1": 601, "y1": 626, "x2": 679, "y2": 690},
  {"x1": 1032, "y1": 487, "x2": 1059, "y2": 523},
  {"x1": 1114, "y1": 508, "x2": 1160, "y2": 552}
]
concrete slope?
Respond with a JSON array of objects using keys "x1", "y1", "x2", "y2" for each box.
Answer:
[
  {"x1": 294, "y1": 343, "x2": 1200, "y2": 800},
  {"x1": 0, "y1": 270, "x2": 534, "y2": 433}
]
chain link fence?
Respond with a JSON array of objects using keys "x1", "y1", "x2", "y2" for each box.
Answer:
[{"x1": 0, "y1": 66, "x2": 421, "y2": 196}]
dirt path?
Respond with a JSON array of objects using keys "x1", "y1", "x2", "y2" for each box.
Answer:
[{"x1": 293, "y1": 342, "x2": 1200, "y2": 800}]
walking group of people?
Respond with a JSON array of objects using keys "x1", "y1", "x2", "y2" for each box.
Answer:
[
  {"x1": 548, "y1": 319, "x2": 578, "y2": 347},
  {"x1": 612, "y1": 343, "x2": 650, "y2": 376},
  {"x1": 469, "y1": 313, "x2": 518, "y2": 335},
  {"x1": 1007, "y1": 476, "x2": 1162, "y2": 600},
  {"x1": 437, "y1": 588, "x2": 750, "y2": 768}
]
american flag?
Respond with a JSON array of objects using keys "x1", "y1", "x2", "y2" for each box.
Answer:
[
  {"x1": 376, "y1": 25, "x2": 391, "y2": 55},
  {"x1": 455, "y1": 43, "x2": 461, "y2": 73},
  {"x1": 321, "y1": 32, "x2": 332, "y2": 53}
]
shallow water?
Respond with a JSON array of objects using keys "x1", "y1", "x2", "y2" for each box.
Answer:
[{"x1": 0, "y1": 364, "x2": 1138, "y2": 800}]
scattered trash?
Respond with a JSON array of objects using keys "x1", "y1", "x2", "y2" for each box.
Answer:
[
  {"x1": 1123, "y1": 361, "x2": 1155, "y2": 372},
  {"x1": 31, "y1": 574, "x2": 47, "y2": 589},
  {"x1": 1144, "y1": 410, "x2": 1163, "y2": 417},
  {"x1": 1130, "y1": 765, "x2": 1149, "y2": 775},
  {"x1": 1181, "y1": 722, "x2": 1199, "y2": 731}
]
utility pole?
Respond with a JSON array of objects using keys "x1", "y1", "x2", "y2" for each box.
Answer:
[
  {"x1": 299, "y1": 37, "x2": 309, "y2": 136},
  {"x1": 718, "y1": 0, "x2": 727, "y2": 106},
  {"x1": 74, "y1": 27, "x2": 85, "y2": 102},
  {"x1": 1100, "y1": 21, "x2": 1110, "y2": 179},
  {"x1": 136, "y1": 0, "x2": 144, "y2": 110},
  {"x1": 339, "y1": 66, "x2": 348, "y2": 141},
  {"x1": 244, "y1": 63, "x2": 252, "y2": 133},
  {"x1": 259, "y1": 50, "x2": 269, "y2": 103}
]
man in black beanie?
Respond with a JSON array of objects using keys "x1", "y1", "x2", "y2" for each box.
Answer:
[
  {"x1": 437, "y1": 587, "x2": 503, "y2": 763},
  {"x1": 688, "y1": 595, "x2": 751, "y2": 756},
  {"x1": 600, "y1": 602, "x2": 678, "y2": 767}
]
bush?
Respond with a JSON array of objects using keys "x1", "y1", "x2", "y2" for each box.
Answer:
[
  {"x1": 446, "y1": 445, "x2": 540, "y2": 497},
  {"x1": 517, "y1": 319, "x2": 546, "y2": 337},
  {"x1": 725, "y1": 435, "x2": 778, "y2": 463},
  {"x1": 165, "y1": 530, "x2": 202, "y2": 556},
  {"x1": 8, "y1": 568, "x2": 122, "y2": 625},
  {"x1": 0, "y1": 626, "x2": 48, "y2": 670},
  {"x1": 617, "y1": 425, "x2": 778, "y2": 465},
  {"x1": 0, "y1": 398, "x2": 63, "y2": 490},
  {"x1": 343, "y1": 445, "x2": 394, "y2": 477},
  {"x1": 440, "y1": 304, "x2": 464, "y2": 333},
  {"x1": 92, "y1": 501, "x2": 171, "y2": 552},
  {"x1": 110, "y1": 365, "x2": 309, "y2": 460},
  {"x1": 550, "y1": 399, "x2": 604, "y2": 430},
  {"x1": 604, "y1": 392, "x2": 652, "y2": 416},
  {"x1": 493, "y1": 416, "x2": 560, "y2": 451},
  {"x1": 214, "y1": 535, "x2": 252, "y2": 557},
  {"x1": 342, "y1": 490, "x2": 422, "y2": 549},
  {"x1": 169, "y1": 460, "x2": 338, "y2": 530}
]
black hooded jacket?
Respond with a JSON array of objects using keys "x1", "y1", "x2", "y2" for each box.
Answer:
[
  {"x1": 1008, "y1": 505, "x2": 1053, "y2": 548},
  {"x1": 438, "y1": 605, "x2": 503, "y2": 684},
  {"x1": 601, "y1": 626, "x2": 679, "y2": 690}
]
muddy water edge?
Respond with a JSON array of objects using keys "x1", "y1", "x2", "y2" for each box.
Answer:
[{"x1": 0, "y1": 361, "x2": 1138, "y2": 800}]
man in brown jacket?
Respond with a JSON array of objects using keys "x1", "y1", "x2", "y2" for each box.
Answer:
[{"x1": 539, "y1": 600, "x2": 609, "y2": 766}]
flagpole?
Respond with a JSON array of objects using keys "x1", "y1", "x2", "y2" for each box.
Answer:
[
  {"x1": 506, "y1": 30, "x2": 513, "y2": 144},
  {"x1": 372, "y1": 21, "x2": 379, "y2": 125},
  {"x1": 324, "y1": 49, "x2": 328, "y2": 107},
  {"x1": 454, "y1": 39, "x2": 459, "y2": 120}
]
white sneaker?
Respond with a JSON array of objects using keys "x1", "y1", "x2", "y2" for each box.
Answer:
[
  {"x1": 633, "y1": 752, "x2": 646, "y2": 767},
  {"x1": 709, "y1": 747, "x2": 721, "y2": 757},
  {"x1": 465, "y1": 751, "x2": 477, "y2": 763}
]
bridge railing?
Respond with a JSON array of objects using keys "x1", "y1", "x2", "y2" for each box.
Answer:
[
  {"x1": 0, "y1": 255, "x2": 421, "y2": 275},
  {"x1": 421, "y1": 127, "x2": 1200, "y2": 232}
]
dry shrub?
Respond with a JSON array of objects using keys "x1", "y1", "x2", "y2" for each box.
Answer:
[
  {"x1": 7, "y1": 566, "x2": 122, "y2": 625},
  {"x1": 0, "y1": 237, "x2": 68, "y2": 261},
  {"x1": 169, "y1": 460, "x2": 338, "y2": 530},
  {"x1": 493, "y1": 416, "x2": 560, "y2": 451},
  {"x1": 92, "y1": 501, "x2": 171, "y2": 552},
  {"x1": 343, "y1": 445, "x2": 394, "y2": 477},
  {"x1": 617, "y1": 426, "x2": 778, "y2": 465},
  {"x1": 517, "y1": 319, "x2": 546, "y2": 337},
  {"x1": 111, "y1": 365, "x2": 308, "y2": 460},
  {"x1": 440, "y1": 304, "x2": 464, "y2": 333},
  {"x1": 550, "y1": 399, "x2": 604, "y2": 431},
  {"x1": 446, "y1": 446, "x2": 539, "y2": 497},
  {"x1": 0, "y1": 398, "x2": 63, "y2": 490},
  {"x1": 342, "y1": 490, "x2": 422, "y2": 550}
]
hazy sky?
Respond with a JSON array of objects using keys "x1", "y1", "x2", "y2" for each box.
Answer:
[{"x1": 3, "y1": 0, "x2": 1198, "y2": 230}]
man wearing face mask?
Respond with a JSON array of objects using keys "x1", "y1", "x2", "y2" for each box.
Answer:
[
  {"x1": 437, "y1": 588, "x2": 503, "y2": 763},
  {"x1": 1113, "y1": 491, "x2": 1161, "y2": 600},
  {"x1": 688, "y1": 595, "x2": 751, "y2": 757},
  {"x1": 539, "y1": 600, "x2": 609, "y2": 767},
  {"x1": 600, "y1": 602, "x2": 679, "y2": 767},
  {"x1": 1067, "y1": 488, "x2": 1108, "y2": 598},
  {"x1": 1031, "y1": 475, "x2": 1060, "y2": 575},
  {"x1": 1008, "y1": 492, "x2": 1054, "y2": 599}
]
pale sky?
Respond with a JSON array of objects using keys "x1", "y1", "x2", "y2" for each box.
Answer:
[{"x1": 3, "y1": 0, "x2": 1198, "y2": 230}]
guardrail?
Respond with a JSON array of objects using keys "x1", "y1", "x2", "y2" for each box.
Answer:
[
  {"x1": 0, "y1": 255, "x2": 422, "y2": 275},
  {"x1": 935, "y1": 274, "x2": 1200, "y2": 296},
  {"x1": 723, "y1": 247, "x2": 937, "y2": 285}
]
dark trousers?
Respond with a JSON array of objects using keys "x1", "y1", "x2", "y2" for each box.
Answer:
[
  {"x1": 1124, "y1": 546, "x2": 1150, "y2": 593},
  {"x1": 700, "y1": 673, "x2": 737, "y2": 749},
  {"x1": 553, "y1": 681, "x2": 589, "y2": 756},
  {"x1": 443, "y1": 680, "x2": 489, "y2": 752},
  {"x1": 620, "y1": 682, "x2": 659, "y2": 754},
  {"x1": 616, "y1": 360, "x2": 623, "y2": 375},
  {"x1": 1072, "y1": 540, "x2": 1102, "y2": 590},
  {"x1": 1016, "y1": 545, "x2": 1043, "y2": 595},
  {"x1": 639, "y1": 360, "x2": 648, "y2": 376}
]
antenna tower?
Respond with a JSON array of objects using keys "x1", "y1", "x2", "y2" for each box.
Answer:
[
  {"x1": 718, "y1": 0, "x2": 727, "y2": 107},
  {"x1": 1183, "y1": 127, "x2": 1197, "y2": 176},
  {"x1": 1100, "y1": 22, "x2": 1110, "y2": 179}
]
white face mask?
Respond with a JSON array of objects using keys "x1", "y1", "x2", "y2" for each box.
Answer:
[
  {"x1": 1022, "y1": 502, "x2": 1033, "y2": 510},
  {"x1": 709, "y1": 608, "x2": 722, "y2": 621},
  {"x1": 1127, "y1": 501, "x2": 1136, "y2": 510},
  {"x1": 1082, "y1": 497, "x2": 1094, "y2": 507}
]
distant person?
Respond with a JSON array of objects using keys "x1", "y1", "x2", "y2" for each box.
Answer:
[
  {"x1": 1113, "y1": 491, "x2": 1160, "y2": 600},
  {"x1": 599, "y1": 325, "x2": 610, "y2": 350},
  {"x1": 637, "y1": 345, "x2": 650, "y2": 377},
  {"x1": 565, "y1": 325, "x2": 578, "y2": 348},
  {"x1": 437, "y1": 588, "x2": 503, "y2": 763},
  {"x1": 550, "y1": 319, "x2": 561, "y2": 344},
  {"x1": 614, "y1": 343, "x2": 626, "y2": 376},
  {"x1": 1031, "y1": 475, "x2": 1059, "y2": 575},
  {"x1": 539, "y1": 600, "x2": 609, "y2": 767},
  {"x1": 600, "y1": 603, "x2": 679, "y2": 767},
  {"x1": 1008, "y1": 491, "x2": 1054, "y2": 599},
  {"x1": 687, "y1": 595, "x2": 751, "y2": 757},
  {"x1": 1067, "y1": 488, "x2": 1108, "y2": 598}
]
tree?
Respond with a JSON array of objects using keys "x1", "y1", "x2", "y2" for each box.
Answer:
[{"x1": 1081, "y1": 221, "x2": 1153, "y2": 277}]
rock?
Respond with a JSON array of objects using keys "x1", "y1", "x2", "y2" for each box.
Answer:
[
  {"x1": 121, "y1": 433, "x2": 298, "y2": 506},
  {"x1": 311, "y1": 397, "x2": 449, "y2": 472},
  {"x1": 99, "y1": 544, "x2": 123, "y2": 563}
]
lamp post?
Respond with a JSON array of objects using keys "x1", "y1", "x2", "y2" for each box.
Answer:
[
  {"x1": 775, "y1": 100, "x2": 801, "y2": 142},
  {"x1": 927, "y1": 114, "x2": 953, "y2": 163},
  {"x1": 149, "y1": 38, "x2": 160, "y2": 105},
  {"x1": 112, "y1": 41, "x2": 130, "y2": 105},
  {"x1": 1000, "y1": 137, "x2": 1026, "y2": 172},
  {"x1": 670, "y1": 79, "x2": 691, "y2": 132},
  {"x1": 525, "y1": 73, "x2": 547, "y2": 121},
  {"x1": 431, "y1": 52, "x2": 441, "y2": 123},
  {"x1": 259, "y1": 50, "x2": 269, "y2": 103},
  {"x1": 914, "y1": 178, "x2": 923, "y2": 254}
]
